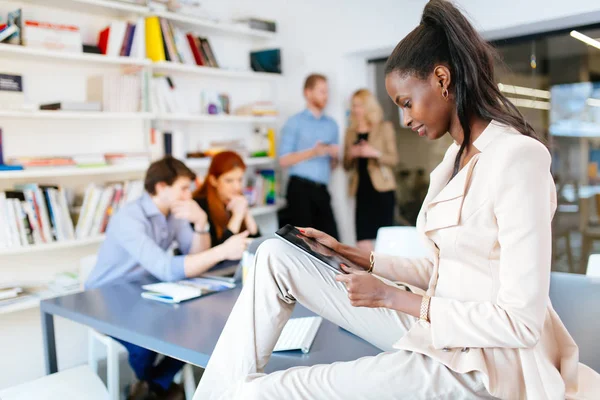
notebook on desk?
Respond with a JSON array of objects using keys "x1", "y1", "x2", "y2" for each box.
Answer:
[{"x1": 141, "y1": 278, "x2": 236, "y2": 304}]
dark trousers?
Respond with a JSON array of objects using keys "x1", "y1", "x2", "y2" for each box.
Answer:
[
  {"x1": 113, "y1": 338, "x2": 184, "y2": 392},
  {"x1": 285, "y1": 176, "x2": 339, "y2": 240}
]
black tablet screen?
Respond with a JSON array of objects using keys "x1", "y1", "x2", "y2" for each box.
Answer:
[{"x1": 275, "y1": 225, "x2": 363, "y2": 274}]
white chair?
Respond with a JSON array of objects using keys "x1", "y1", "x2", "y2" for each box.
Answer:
[
  {"x1": 80, "y1": 254, "x2": 196, "y2": 400},
  {"x1": 374, "y1": 226, "x2": 429, "y2": 258},
  {"x1": 0, "y1": 365, "x2": 108, "y2": 400},
  {"x1": 586, "y1": 254, "x2": 600, "y2": 278}
]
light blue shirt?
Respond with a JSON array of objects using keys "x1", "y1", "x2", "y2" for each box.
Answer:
[
  {"x1": 85, "y1": 192, "x2": 193, "y2": 289},
  {"x1": 278, "y1": 109, "x2": 339, "y2": 185}
]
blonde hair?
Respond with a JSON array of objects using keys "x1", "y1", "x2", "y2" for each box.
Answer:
[{"x1": 349, "y1": 88, "x2": 383, "y2": 130}]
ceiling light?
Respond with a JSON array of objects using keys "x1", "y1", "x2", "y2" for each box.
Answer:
[
  {"x1": 506, "y1": 97, "x2": 551, "y2": 110},
  {"x1": 587, "y1": 98, "x2": 600, "y2": 108},
  {"x1": 570, "y1": 30, "x2": 600, "y2": 50},
  {"x1": 498, "y1": 83, "x2": 551, "y2": 99}
]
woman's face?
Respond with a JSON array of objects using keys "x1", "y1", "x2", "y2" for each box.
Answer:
[
  {"x1": 351, "y1": 97, "x2": 366, "y2": 121},
  {"x1": 213, "y1": 167, "x2": 245, "y2": 203},
  {"x1": 385, "y1": 70, "x2": 453, "y2": 140}
]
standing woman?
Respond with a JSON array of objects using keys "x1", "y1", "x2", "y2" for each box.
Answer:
[
  {"x1": 194, "y1": 1, "x2": 600, "y2": 399},
  {"x1": 344, "y1": 89, "x2": 398, "y2": 251}
]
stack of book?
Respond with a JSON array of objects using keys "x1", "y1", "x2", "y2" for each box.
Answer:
[
  {"x1": 0, "y1": 185, "x2": 75, "y2": 249},
  {"x1": 4, "y1": 153, "x2": 149, "y2": 170},
  {"x1": 75, "y1": 180, "x2": 144, "y2": 239},
  {"x1": 0, "y1": 286, "x2": 35, "y2": 310},
  {"x1": 234, "y1": 101, "x2": 278, "y2": 117},
  {"x1": 87, "y1": 74, "x2": 142, "y2": 113},
  {"x1": 145, "y1": 16, "x2": 218, "y2": 67}
]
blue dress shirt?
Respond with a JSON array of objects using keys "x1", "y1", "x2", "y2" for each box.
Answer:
[
  {"x1": 85, "y1": 192, "x2": 194, "y2": 289},
  {"x1": 277, "y1": 109, "x2": 339, "y2": 185}
]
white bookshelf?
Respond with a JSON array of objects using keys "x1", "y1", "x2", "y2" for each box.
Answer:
[
  {"x1": 151, "y1": 11, "x2": 276, "y2": 40},
  {"x1": 0, "y1": 164, "x2": 148, "y2": 179},
  {"x1": 18, "y1": 0, "x2": 148, "y2": 17},
  {"x1": 0, "y1": 288, "x2": 82, "y2": 316},
  {"x1": 0, "y1": 156, "x2": 275, "y2": 180},
  {"x1": 184, "y1": 156, "x2": 275, "y2": 169},
  {"x1": 0, "y1": 236, "x2": 105, "y2": 257},
  {"x1": 0, "y1": 110, "x2": 154, "y2": 120},
  {"x1": 0, "y1": 43, "x2": 150, "y2": 66},
  {"x1": 151, "y1": 61, "x2": 280, "y2": 80},
  {"x1": 156, "y1": 114, "x2": 277, "y2": 123}
]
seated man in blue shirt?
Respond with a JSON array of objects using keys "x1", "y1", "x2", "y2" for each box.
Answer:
[
  {"x1": 279, "y1": 73, "x2": 340, "y2": 239},
  {"x1": 86, "y1": 156, "x2": 249, "y2": 400}
]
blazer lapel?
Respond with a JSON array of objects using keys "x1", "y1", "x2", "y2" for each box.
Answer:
[{"x1": 423, "y1": 152, "x2": 480, "y2": 234}]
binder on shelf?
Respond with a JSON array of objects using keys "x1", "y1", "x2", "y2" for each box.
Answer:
[{"x1": 145, "y1": 16, "x2": 165, "y2": 62}]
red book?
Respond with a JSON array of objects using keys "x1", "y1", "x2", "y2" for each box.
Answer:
[
  {"x1": 185, "y1": 33, "x2": 204, "y2": 66},
  {"x1": 98, "y1": 26, "x2": 110, "y2": 55}
]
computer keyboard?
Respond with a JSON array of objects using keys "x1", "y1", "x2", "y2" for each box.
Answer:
[{"x1": 273, "y1": 316, "x2": 323, "y2": 354}]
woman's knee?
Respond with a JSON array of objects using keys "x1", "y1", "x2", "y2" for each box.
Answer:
[{"x1": 254, "y1": 238, "x2": 311, "y2": 281}]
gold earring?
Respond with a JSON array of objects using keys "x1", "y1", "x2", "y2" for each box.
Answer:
[{"x1": 442, "y1": 88, "x2": 449, "y2": 99}]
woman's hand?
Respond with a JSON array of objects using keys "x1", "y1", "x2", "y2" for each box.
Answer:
[
  {"x1": 336, "y1": 264, "x2": 393, "y2": 308},
  {"x1": 359, "y1": 143, "x2": 382, "y2": 159},
  {"x1": 298, "y1": 227, "x2": 340, "y2": 252},
  {"x1": 348, "y1": 144, "x2": 363, "y2": 160},
  {"x1": 227, "y1": 195, "x2": 249, "y2": 217}
]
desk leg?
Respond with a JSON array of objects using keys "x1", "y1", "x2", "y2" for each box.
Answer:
[{"x1": 41, "y1": 311, "x2": 58, "y2": 374}]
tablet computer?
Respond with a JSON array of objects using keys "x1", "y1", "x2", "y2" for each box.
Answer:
[{"x1": 275, "y1": 224, "x2": 362, "y2": 274}]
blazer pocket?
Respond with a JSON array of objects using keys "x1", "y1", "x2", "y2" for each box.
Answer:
[{"x1": 424, "y1": 195, "x2": 464, "y2": 233}]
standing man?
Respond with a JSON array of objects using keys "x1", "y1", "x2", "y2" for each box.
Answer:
[{"x1": 278, "y1": 73, "x2": 340, "y2": 239}]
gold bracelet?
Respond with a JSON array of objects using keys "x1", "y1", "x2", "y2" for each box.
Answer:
[
  {"x1": 420, "y1": 295, "x2": 431, "y2": 323},
  {"x1": 367, "y1": 251, "x2": 374, "y2": 273}
]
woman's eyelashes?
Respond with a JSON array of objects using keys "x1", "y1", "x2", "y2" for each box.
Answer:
[{"x1": 403, "y1": 100, "x2": 412, "y2": 109}]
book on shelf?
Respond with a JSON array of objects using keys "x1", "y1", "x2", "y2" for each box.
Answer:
[
  {"x1": 233, "y1": 17, "x2": 277, "y2": 33},
  {"x1": 0, "y1": 185, "x2": 75, "y2": 249},
  {"x1": 23, "y1": 21, "x2": 82, "y2": 53},
  {"x1": 104, "y1": 152, "x2": 149, "y2": 166},
  {"x1": 3, "y1": 154, "x2": 149, "y2": 171},
  {"x1": 144, "y1": 16, "x2": 219, "y2": 67},
  {"x1": 75, "y1": 180, "x2": 144, "y2": 239},
  {"x1": 98, "y1": 20, "x2": 145, "y2": 59},
  {"x1": 39, "y1": 102, "x2": 102, "y2": 112},
  {"x1": 6, "y1": 156, "x2": 76, "y2": 169},
  {"x1": 245, "y1": 169, "x2": 277, "y2": 207},
  {"x1": 0, "y1": 287, "x2": 35, "y2": 309},
  {"x1": 72, "y1": 154, "x2": 107, "y2": 168},
  {"x1": 0, "y1": 73, "x2": 25, "y2": 109},
  {"x1": 234, "y1": 101, "x2": 278, "y2": 117},
  {"x1": 5, "y1": 9, "x2": 22, "y2": 45},
  {"x1": 0, "y1": 24, "x2": 18, "y2": 43}
]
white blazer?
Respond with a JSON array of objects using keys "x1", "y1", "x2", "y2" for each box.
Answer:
[{"x1": 373, "y1": 121, "x2": 600, "y2": 399}]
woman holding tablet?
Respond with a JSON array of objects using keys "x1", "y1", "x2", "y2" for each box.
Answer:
[{"x1": 194, "y1": 1, "x2": 600, "y2": 398}]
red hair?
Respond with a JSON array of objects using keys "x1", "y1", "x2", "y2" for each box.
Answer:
[{"x1": 193, "y1": 151, "x2": 246, "y2": 240}]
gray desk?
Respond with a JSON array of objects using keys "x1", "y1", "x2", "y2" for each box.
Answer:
[
  {"x1": 40, "y1": 278, "x2": 380, "y2": 375},
  {"x1": 40, "y1": 272, "x2": 600, "y2": 377}
]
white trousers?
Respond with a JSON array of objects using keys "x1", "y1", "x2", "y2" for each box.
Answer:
[{"x1": 193, "y1": 239, "x2": 495, "y2": 400}]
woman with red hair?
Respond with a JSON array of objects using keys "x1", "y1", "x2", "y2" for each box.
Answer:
[{"x1": 193, "y1": 151, "x2": 260, "y2": 248}]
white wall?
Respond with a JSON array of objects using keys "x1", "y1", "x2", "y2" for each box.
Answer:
[{"x1": 457, "y1": 0, "x2": 600, "y2": 35}]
